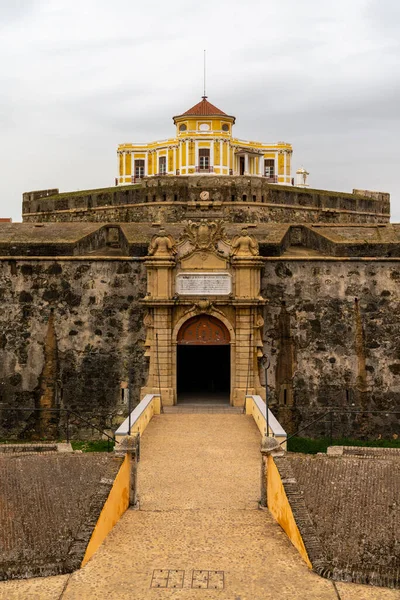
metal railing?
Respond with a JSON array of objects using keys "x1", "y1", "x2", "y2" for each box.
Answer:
[
  {"x1": 127, "y1": 170, "x2": 279, "y2": 181},
  {"x1": 195, "y1": 166, "x2": 214, "y2": 173},
  {"x1": 0, "y1": 407, "x2": 117, "y2": 451},
  {"x1": 279, "y1": 409, "x2": 400, "y2": 447},
  {"x1": 115, "y1": 394, "x2": 161, "y2": 441},
  {"x1": 130, "y1": 175, "x2": 145, "y2": 183}
]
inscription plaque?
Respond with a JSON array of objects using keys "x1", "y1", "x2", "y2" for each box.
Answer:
[{"x1": 176, "y1": 273, "x2": 231, "y2": 296}]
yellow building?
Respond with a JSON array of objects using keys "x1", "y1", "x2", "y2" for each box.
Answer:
[{"x1": 117, "y1": 97, "x2": 292, "y2": 185}]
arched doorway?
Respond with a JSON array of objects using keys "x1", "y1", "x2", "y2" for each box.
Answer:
[{"x1": 177, "y1": 315, "x2": 231, "y2": 403}]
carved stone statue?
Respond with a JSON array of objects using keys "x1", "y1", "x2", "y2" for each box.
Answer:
[
  {"x1": 148, "y1": 228, "x2": 177, "y2": 258},
  {"x1": 255, "y1": 314, "x2": 264, "y2": 358},
  {"x1": 231, "y1": 228, "x2": 259, "y2": 256},
  {"x1": 181, "y1": 220, "x2": 226, "y2": 252}
]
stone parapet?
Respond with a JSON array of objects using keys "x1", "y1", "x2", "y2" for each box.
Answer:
[{"x1": 22, "y1": 177, "x2": 390, "y2": 224}]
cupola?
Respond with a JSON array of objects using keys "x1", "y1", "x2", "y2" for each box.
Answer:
[{"x1": 173, "y1": 97, "x2": 236, "y2": 137}]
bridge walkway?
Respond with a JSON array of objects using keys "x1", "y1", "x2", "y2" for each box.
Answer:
[
  {"x1": 0, "y1": 413, "x2": 396, "y2": 599},
  {"x1": 60, "y1": 413, "x2": 338, "y2": 599}
]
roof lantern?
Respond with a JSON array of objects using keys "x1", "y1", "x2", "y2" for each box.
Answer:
[{"x1": 173, "y1": 97, "x2": 236, "y2": 123}]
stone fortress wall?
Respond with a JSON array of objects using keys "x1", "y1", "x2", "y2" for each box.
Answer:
[
  {"x1": 262, "y1": 259, "x2": 400, "y2": 436},
  {"x1": 0, "y1": 177, "x2": 398, "y2": 439},
  {"x1": 0, "y1": 255, "x2": 398, "y2": 439},
  {"x1": 0, "y1": 259, "x2": 148, "y2": 438},
  {"x1": 22, "y1": 177, "x2": 390, "y2": 225}
]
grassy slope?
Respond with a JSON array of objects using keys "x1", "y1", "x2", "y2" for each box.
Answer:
[{"x1": 288, "y1": 436, "x2": 400, "y2": 454}]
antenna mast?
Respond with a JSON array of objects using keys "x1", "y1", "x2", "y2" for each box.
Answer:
[{"x1": 203, "y1": 49, "x2": 207, "y2": 98}]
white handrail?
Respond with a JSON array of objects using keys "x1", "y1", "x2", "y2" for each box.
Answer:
[
  {"x1": 115, "y1": 394, "x2": 160, "y2": 437},
  {"x1": 246, "y1": 395, "x2": 287, "y2": 447}
]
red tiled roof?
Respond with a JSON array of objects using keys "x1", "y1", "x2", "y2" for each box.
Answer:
[
  {"x1": 0, "y1": 218, "x2": 11, "y2": 222},
  {"x1": 182, "y1": 97, "x2": 227, "y2": 116}
]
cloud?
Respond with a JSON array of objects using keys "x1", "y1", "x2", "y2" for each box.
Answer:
[
  {"x1": 0, "y1": 0, "x2": 399, "y2": 222},
  {"x1": 0, "y1": 1, "x2": 38, "y2": 25}
]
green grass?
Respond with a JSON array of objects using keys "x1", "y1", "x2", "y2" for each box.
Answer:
[
  {"x1": 288, "y1": 436, "x2": 400, "y2": 454},
  {"x1": 267, "y1": 183, "x2": 375, "y2": 201},
  {"x1": 46, "y1": 184, "x2": 143, "y2": 201},
  {"x1": 44, "y1": 180, "x2": 376, "y2": 203},
  {"x1": 0, "y1": 439, "x2": 115, "y2": 451},
  {"x1": 71, "y1": 440, "x2": 115, "y2": 452}
]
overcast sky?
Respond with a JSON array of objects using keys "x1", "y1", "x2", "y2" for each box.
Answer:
[{"x1": 1, "y1": 0, "x2": 399, "y2": 222}]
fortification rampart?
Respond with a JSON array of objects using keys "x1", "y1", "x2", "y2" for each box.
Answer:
[
  {"x1": 22, "y1": 177, "x2": 390, "y2": 224},
  {"x1": 0, "y1": 256, "x2": 398, "y2": 439}
]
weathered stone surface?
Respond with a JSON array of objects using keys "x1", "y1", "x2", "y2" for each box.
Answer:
[
  {"x1": 284, "y1": 453, "x2": 400, "y2": 588},
  {"x1": 0, "y1": 259, "x2": 147, "y2": 437},
  {"x1": 1, "y1": 222, "x2": 399, "y2": 258},
  {"x1": 262, "y1": 260, "x2": 400, "y2": 437},
  {"x1": 1, "y1": 253, "x2": 399, "y2": 437},
  {"x1": 21, "y1": 177, "x2": 390, "y2": 225},
  {"x1": 0, "y1": 453, "x2": 122, "y2": 580},
  {"x1": 0, "y1": 174, "x2": 399, "y2": 437}
]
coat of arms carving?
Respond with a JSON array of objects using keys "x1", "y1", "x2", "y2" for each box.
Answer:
[{"x1": 180, "y1": 220, "x2": 226, "y2": 253}]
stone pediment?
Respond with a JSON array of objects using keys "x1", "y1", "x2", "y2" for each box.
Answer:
[
  {"x1": 145, "y1": 220, "x2": 261, "y2": 273},
  {"x1": 178, "y1": 220, "x2": 229, "y2": 253},
  {"x1": 179, "y1": 250, "x2": 228, "y2": 270},
  {"x1": 176, "y1": 219, "x2": 230, "y2": 270}
]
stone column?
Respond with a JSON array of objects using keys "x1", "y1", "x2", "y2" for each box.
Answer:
[
  {"x1": 244, "y1": 153, "x2": 249, "y2": 175},
  {"x1": 259, "y1": 155, "x2": 264, "y2": 177},
  {"x1": 284, "y1": 151, "x2": 287, "y2": 183},
  {"x1": 234, "y1": 307, "x2": 255, "y2": 405},
  {"x1": 141, "y1": 231, "x2": 177, "y2": 405},
  {"x1": 152, "y1": 307, "x2": 174, "y2": 404},
  {"x1": 194, "y1": 140, "x2": 199, "y2": 170},
  {"x1": 232, "y1": 305, "x2": 266, "y2": 405},
  {"x1": 231, "y1": 250, "x2": 265, "y2": 406}
]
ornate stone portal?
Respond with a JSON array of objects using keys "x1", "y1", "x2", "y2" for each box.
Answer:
[{"x1": 141, "y1": 221, "x2": 266, "y2": 406}]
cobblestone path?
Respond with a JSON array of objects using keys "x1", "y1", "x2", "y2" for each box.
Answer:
[{"x1": 0, "y1": 414, "x2": 398, "y2": 599}]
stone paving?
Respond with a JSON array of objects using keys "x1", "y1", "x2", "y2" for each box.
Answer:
[
  {"x1": 0, "y1": 575, "x2": 69, "y2": 599},
  {"x1": 0, "y1": 413, "x2": 399, "y2": 599},
  {"x1": 163, "y1": 405, "x2": 243, "y2": 413}
]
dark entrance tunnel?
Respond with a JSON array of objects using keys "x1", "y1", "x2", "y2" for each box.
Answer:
[
  {"x1": 176, "y1": 315, "x2": 231, "y2": 403},
  {"x1": 177, "y1": 345, "x2": 230, "y2": 401}
]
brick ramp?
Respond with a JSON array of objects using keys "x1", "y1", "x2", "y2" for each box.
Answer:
[
  {"x1": 0, "y1": 453, "x2": 122, "y2": 580},
  {"x1": 286, "y1": 453, "x2": 400, "y2": 588}
]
